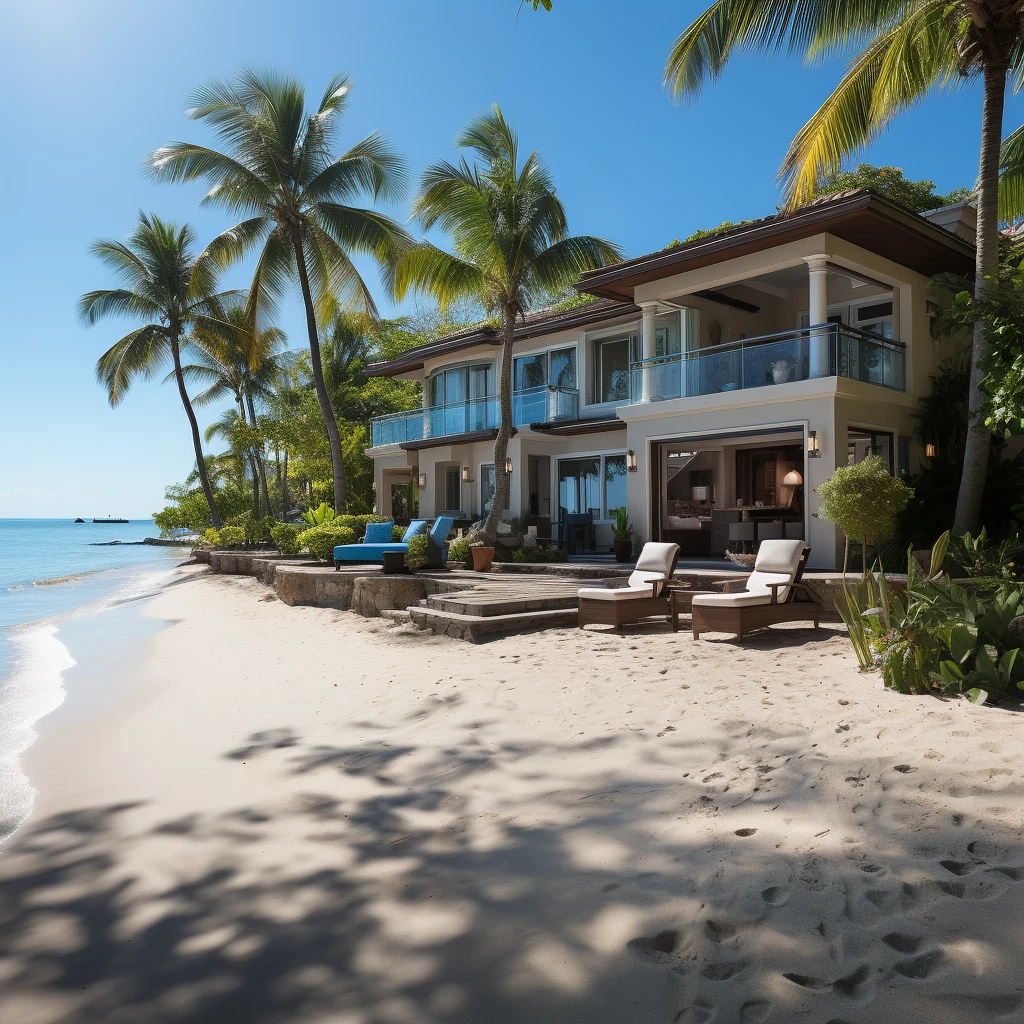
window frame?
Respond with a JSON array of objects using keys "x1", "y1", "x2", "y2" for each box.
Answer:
[{"x1": 556, "y1": 450, "x2": 628, "y2": 523}]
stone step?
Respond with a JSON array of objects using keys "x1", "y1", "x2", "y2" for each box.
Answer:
[
  {"x1": 408, "y1": 605, "x2": 578, "y2": 642},
  {"x1": 380, "y1": 608, "x2": 412, "y2": 624},
  {"x1": 426, "y1": 591, "x2": 579, "y2": 616}
]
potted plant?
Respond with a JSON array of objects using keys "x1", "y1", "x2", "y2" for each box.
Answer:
[
  {"x1": 611, "y1": 507, "x2": 633, "y2": 563},
  {"x1": 447, "y1": 534, "x2": 473, "y2": 570},
  {"x1": 771, "y1": 358, "x2": 792, "y2": 385},
  {"x1": 470, "y1": 533, "x2": 495, "y2": 572}
]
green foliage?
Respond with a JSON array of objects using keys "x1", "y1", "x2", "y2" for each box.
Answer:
[
  {"x1": 611, "y1": 507, "x2": 631, "y2": 539},
  {"x1": 814, "y1": 165, "x2": 971, "y2": 213},
  {"x1": 838, "y1": 532, "x2": 1024, "y2": 703},
  {"x1": 218, "y1": 526, "x2": 246, "y2": 548},
  {"x1": 333, "y1": 514, "x2": 386, "y2": 540},
  {"x1": 227, "y1": 511, "x2": 275, "y2": 544},
  {"x1": 392, "y1": 524, "x2": 405, "y2": 542},
  {"x1": 667, "y1": 219, "x2": 763, "y2": 248},
  {"x1": 300, "y1": 502, "x2": 337, "y2": 527},
  {"x1": 447, "y1": 536, "x2": 472, "y2": 564},
  {"x1": 297, "y1": 522, "x2": 356, "y2": 562},
  {"x1": 203, "y1": 528, "x2": 221, "y2": 548},
  {"x1": 510, "y1": 545, "x2": 568, "y2": 563},
  {"x1": 270, "y1": 523, "x2": 302, "y2": 555},
  {"x1": 405, "y1": 534, "x2": 429, "y2": 570},
  {"x1": 816, "y1": 456, "x2": 913, "y2": 549}
]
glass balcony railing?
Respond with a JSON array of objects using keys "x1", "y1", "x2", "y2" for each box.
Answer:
[
  {"x1": 628, "y1": 324, "x2": 906, "y2": 403},
  {"x1": 370, "y1": 385, "x2": 580, "y2": 447}
]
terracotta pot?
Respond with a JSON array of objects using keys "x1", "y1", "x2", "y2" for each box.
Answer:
[
  {"x1": 471, "y1": 546, "x2": 495, "y2": 572},
  {"x1": 613, "y1": 536, "x2": 633, "y2": 563}
]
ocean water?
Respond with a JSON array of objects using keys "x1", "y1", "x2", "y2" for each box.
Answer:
[{"x1": 0, "y1": 519, "x2": 186, "y2": 843}]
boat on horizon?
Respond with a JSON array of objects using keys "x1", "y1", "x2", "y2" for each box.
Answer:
[{"x1": 92, "y1": 517, "x2": 129, "y2": 524}]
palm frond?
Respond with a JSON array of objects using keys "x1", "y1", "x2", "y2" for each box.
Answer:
[
  {"x1": 1000, "y1": 123, "x2": 1024, "y2": 221},
  {"x1": 393, "y1": 243, "x2": 488, "y2": 308},
  {"x1": 78, "y1": 288, "x2": 164, "y2": 325},
  {"x1": 303, "y1": 132, "x2": 408, "y2": 201},
  {"x1": 530, "y1": 236, "x2": 624, "y2": 293},
  {"x1": 95, "y1": 325, "x2": 170, "y2": 407}
]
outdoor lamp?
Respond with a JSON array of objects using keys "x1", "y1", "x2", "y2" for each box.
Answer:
[
  {"x1": 925, "y1": 443, "x2": 937, "y2": 458},
  {"x1": 783, "y1": 469, "x2": 803, "y2": 487},
  {"x1": 626, "y1": 450, "x2": 638, "y2": 472},
  {"x1": 505, "y1": 457, "x2": 513, "y2": 475},
  {"x1": 417, "y1": 473, "x2": 427, "y2": 489},
  {"x1": 462, "y1": 466, "x2": 473, "y2": 483},
  {"x1": 807, "y1": 430, "x2": 821, "y2": 458}
]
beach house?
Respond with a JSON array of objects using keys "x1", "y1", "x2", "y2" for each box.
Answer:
[{"x1": 364, "y1": 190, "x2": 976, "y2": 570}]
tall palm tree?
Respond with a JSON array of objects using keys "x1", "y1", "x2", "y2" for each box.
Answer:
[
  {"x1": 80, "y1": 212, "x2": 237, "y2": 528},
  {"x1": 147, "y1": 68, "x2": 411, "y2": 511},
  {"x1": 393, "y1": 106, "x2": 622, "y2": 543},
  {"x1": 183, "y1": 304, "x2": 286, "y2": 515},
  {"x1": 665, "y1": 1, "x2": 1024, "y2": 536}
]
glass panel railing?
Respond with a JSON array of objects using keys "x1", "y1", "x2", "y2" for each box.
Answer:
[
  {"x1": 628, "y1": 325, "x2": 905, "y2": 403},
  {"x1": 370, "y1": 387, "x2": 580, "y2": 445}
]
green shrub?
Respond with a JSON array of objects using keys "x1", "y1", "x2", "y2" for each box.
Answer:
[
  {"x1": 405, "y1": 534, "x2": 429, "y2": 570},
  {"x1": 448, "y1": 536, "x2": 472, "y2": 564},
  {"x1": 227, "y1": 512, "x2": 275, "y2": 545},
  {"x1": 300, "y1": 502, "x2": 336, "y2": 527},
  {"x1": 392, "y1": 524, "x2": 405, "y2": 541},
  {"x1": 270, "y1": 523, "x2": 302, "y2": 555},
  {"x1": 218, "y1": 526, "x2": 246, "y2": 548},
  {"x1": 335, "y1": 514, "x2": 387, "y2": 540},
  {"x1": 510, "y1": 545, "x2": 568, "y2": 563},
  {"x1": 203, "y1": 528, "x2": 221, "y2": 548},
  {"x1": 297, "y1": 522, "x2": 356, "y2": 562}
]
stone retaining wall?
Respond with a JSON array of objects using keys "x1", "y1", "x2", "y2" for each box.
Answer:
[{"x1": 275, "y1": 566, "x2": 441, "y2": 614}]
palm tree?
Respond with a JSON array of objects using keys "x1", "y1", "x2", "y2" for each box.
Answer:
[
  {"x1": 147, "y1": 68, "x2": 411, "y2": 511},
  {"x1": 183, "y1": 304, "x2": 286, "y2": 515},
  {"x1": 393, "y1": 106, "x2": 622, "y2": 543},
  {"x1": 80, "y1": 212, "x2": 237, "y2": 528},
  {"x1": 665, "y1": 2, "x2": 1024, "y2": 536}
]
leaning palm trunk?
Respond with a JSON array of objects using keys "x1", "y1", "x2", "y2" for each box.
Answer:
[
  {"x1": 482, "y1": 310, "x2": 517, "y2": 544},
  {"x1": 293, "y1": 236, "x2": 347, "y2": 511},
  {"x1": 172, "y1": 338, "x2": 222, "y2": 529},
  {"x1": 954, "y1": 61, "x2": 1008, "y2": 535}
]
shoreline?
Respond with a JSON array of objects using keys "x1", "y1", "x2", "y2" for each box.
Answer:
[{"x1": 1, "y1": 569, "x2": 1022, "y2": 1023}]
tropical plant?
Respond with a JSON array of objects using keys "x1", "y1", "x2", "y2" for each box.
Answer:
[
  {"x1": 611, "y1": 506, "x2": 632, "y2": 539},
  {"x1": 393, "y1": 105, "x2": 622, "y2": 543},
  {"x1": 297, "y1": 521, "x2": 356, "y2": 562},
  {"x1": 946, "y1": 527, "x2": 1024, "y2": 583},
  {"x1": 447, "y1": 535, "x2": 472, "y2": 564},
  {"x1": 816, "y1": 455, "x2": 913, "y2": 574},
  {"x1": 203, "y1": 528, "x2": 221, "y2": 547},
  {"x1": 300, "y1": 501, "x2": 337, "y2": 527},
  {"x1": 270, "y1": 522, "x2": 302, "y2": 554},
  {"x1": 81, "y1": 212, "x2": 239, "y2": 528},
  {"x1": 664, "y1": 2, "x2": 1024, "y2": 537},
  {"x1": 404, "y1": 533, "x2": 429, "y2": 570},
  {"x1": 148, "y1": 68, "x2": 411, "y2": 512},
  {"x1": 218, "y1": 525, "x2": 246, "y2": 548}
]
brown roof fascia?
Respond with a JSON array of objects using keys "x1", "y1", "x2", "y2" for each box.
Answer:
[
  {"x1": 400, "y1": 428, "x2": 511, "y2": 452},
  {"x1": 364, "y1": 300, "x2": 640, "y2": 378},
  {"x1": 528, "y1": 417, "x2": 625, "y2": 436},
  {"x1": 577, "y1": 192, "x2": 975, "y2": 302}
]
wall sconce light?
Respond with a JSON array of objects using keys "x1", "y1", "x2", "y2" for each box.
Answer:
[
  {"x1": 504, "y1": 457, "x2": 513, "y2": 475},
  {"x1": 417, "y1": 473, "x2": 427, "y2": 489},
  {"x1": 462, "y1": 466, "x2": 473, "y2": 484},
  {"x1": 783, "y1": 469, "x2": 803, "y2": 487},
  {"x1": 371, "y1": 481, "x2": 377, "y2": 491},
  {"x1": 807, "y1": 430, "x2": 821, "y2": 458},
  {"x1": 925, "y1": 443, "x2": 937, "y2": 458},
  {"x1": 626, "y1": 449, "x2": 638, "y2": 472}
]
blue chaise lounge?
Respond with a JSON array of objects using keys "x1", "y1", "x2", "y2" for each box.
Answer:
[{"x1": 333, "y1": 517, "x2": 454, "y2": 569}]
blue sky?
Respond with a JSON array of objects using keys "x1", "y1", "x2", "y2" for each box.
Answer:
[{"x1": 2, "y1": 0, "x2": 1021, "y2": 519}]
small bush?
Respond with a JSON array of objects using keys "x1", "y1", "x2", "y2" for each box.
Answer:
[
  {"x1": 218, "y1": 526, "x2": 246, "y2": 548},
  {"x1": 510, "y1": 545, "x2": 568, "y2": 563},
  {"x1": 448, "y1": 536, "x2": 472, "y2": 564},
  {"x1": 392, "y1": 524, "x2": 405, "y2": 541},
  {"x1": 405, "y1": 534, "x2": 429, "y2": 570},
  {"x1": 335, "y1": 514, "x2": 387, "y2": 540},
  {"x1": 297, "y1": 522, "x2": 357, "y2": 562},
  {"x1": 270, "y1": 523, "x2": 302, "y2": 555},
  {"x1": 203, "y1": 528, "x2": 221, "y2": 548}
]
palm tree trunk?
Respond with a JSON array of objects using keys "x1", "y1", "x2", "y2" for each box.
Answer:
[
  {"x1": 282, "y1": 450, "x2": 290, "y2": 519},
  {"x1": 246, "y1": 393, "x2": 272, "y2": 516},
  {"x1": 238, "y1": 399, "x2": 261, "y2": 518},
  {"x1": 954, "y1": 60, "x2": 1007, "y2": 535},
  {"x1": 292, "y1": 235, "x2": 347, "y2": 511},
  {"x1": 482, "y1": 307, "x2": 516, "y2": 545},
  {"x1": 171, "y1": 337, "x2": 222, "y2": 529}
]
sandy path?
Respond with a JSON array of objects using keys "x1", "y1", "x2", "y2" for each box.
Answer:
[{"x1": 0, "y1": 567, "x2": 1022, "y2": 1024}]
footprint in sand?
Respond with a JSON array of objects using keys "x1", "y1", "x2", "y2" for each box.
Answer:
[
  {"x1": 739, "y1": 1000, "x2": 772, "y2": 1023},
  {"x1": 701, "y1": 958, "x2": 749, "y2": 981},
  {"x1": 675, "y1": 998, "x2": 716, "y2": 1023},
  {"x1": 893, "y1": 949, "x2": 945, "y2": 979},
  {"x1": 702, "y1": 920, "x2": 739, "y2": 944},
  {"x1": 783, "y1": 965, "x2": 872, "y2": 1000},
  {"x1": 761, "y1": 885, "x2": 790, "y2": 906},
  {"x1": 627, "y1": 929, "x2": 681, "y2": 965},
  {"x1": 882, "y1": 933, "x2": 923, "y2": 954}
]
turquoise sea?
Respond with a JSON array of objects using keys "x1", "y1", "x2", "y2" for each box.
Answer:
[{"x1": 0, "y1": 519, "x2": 185, "y2": 843}]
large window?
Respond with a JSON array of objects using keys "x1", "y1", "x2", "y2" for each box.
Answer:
[
  {"x1": 848, "y1": 428, "x2": 893, "y2": 471},
  {"x1": 592, "y1": 333, "x2": 638, "y2": 404},
  {"x1": 428, "y1": 363, "x2": 494, "y2": 434},
  {"x1": 558, "y1": 453, "x2": 627, "y2": 520},
  {"x1": 513, "y1": 347, "x2": 577, "y2": 391}
]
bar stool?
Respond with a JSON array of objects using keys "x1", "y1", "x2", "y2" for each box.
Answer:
[
  {"x1": 757, "y1": 521, "x2": 784, "y2": 542},
  {"x1": 728, "y1": 521, "x2": 755, "y2": 553}
]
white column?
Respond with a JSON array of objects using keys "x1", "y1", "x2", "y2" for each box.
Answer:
[
  {"x1": 804, "y1": 255, "x2": 830, "y2": 378},
  {"x1": 640, "y1": 302, "x2": 659, "y2": 402}
]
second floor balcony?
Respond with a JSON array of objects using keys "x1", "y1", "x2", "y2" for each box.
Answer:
[
  {"x1": 629, "y1": 324, "x2": 906, "y2": 404},
  {"x1": 370, "y1": 384, "x2": 580, "y2": 447}
]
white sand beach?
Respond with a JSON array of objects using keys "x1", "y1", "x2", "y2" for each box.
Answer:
[{"x1": 1, "y1": 564, "x2": 1022, "y2": 1024}]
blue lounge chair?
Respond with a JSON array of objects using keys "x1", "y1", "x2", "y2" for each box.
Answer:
[{"x1": 334, "y1": 520, "x2": 426, "y2": 568}]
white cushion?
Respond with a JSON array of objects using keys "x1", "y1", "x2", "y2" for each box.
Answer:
[
  {"x1": 750, "y1": 540, "x2": 807, "y2": 602},
  {"x1": 692, "y1": 591, "x2": 771, "y2": 609},
  {"x1": 667, "y1": 516, "x2": 703, "y2": 531},
  {"x1": 578, "y1": 583, "x2": 655, "y2": 602},
  {"x1": 634, "y1": 542, "x2": 679, "y2": 577}
]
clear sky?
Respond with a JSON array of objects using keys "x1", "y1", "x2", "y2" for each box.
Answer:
[{"x1": 2, "y1": 0, "x2": 1021, "y2": 519}]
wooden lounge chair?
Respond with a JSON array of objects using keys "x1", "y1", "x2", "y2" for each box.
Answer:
[
  {"x1": 577, "y1": 542, "x2": 680, "y2": 629},
  {"x1": 691, "y1": 539, "x2": 820, "y2": 640}
]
